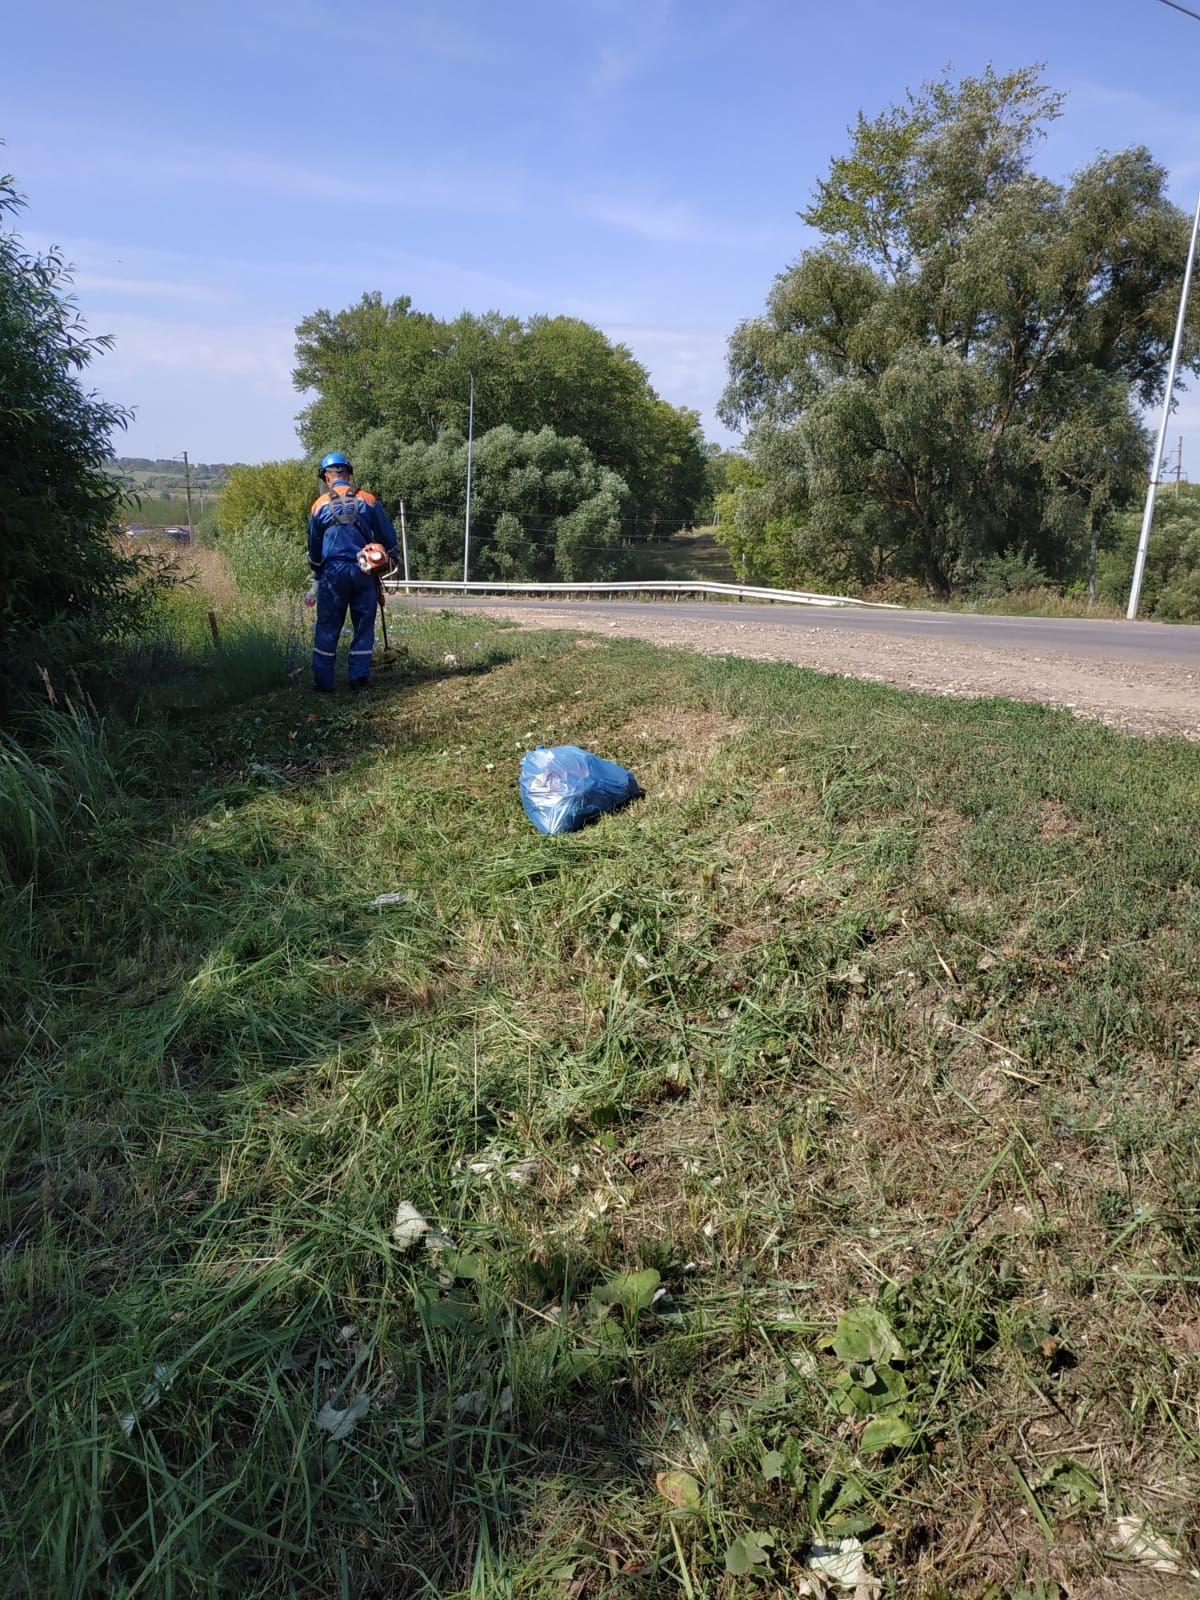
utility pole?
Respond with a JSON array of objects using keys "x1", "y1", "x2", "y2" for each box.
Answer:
[
  {"x1": 463, "y1": 369, "x2": 474, "y2": 589},
  {"x1": 181, "y1": 449, "x2": 195, "y2": 544},
  {"x1": 1127, "y1": 187, "x2": 1200, "y2": 619},
  {"x1": 399, "y1": 498, "x2": 410, "y2": 582},
  {"x1": 1175, "y1": 436, "x2": 1184, "y2": 495}
]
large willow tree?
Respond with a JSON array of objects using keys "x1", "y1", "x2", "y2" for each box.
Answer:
[{"x1": 720, "y1": 67, "x2": 1199, "y2": 596}]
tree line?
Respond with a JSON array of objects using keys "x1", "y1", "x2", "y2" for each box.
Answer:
[
  {"x1": 297, "y1": 300, "x2": 706, "y2": 536},
  {"x1": 214, "y1": 301, "x2": 716, "y2": 590}
]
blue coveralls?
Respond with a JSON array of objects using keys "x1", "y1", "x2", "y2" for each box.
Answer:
[{"x1": 307, "y1": 480, "x2": 400, "y2": 690}]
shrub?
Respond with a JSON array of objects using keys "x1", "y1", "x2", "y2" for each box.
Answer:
[
  {"x1": 1154, "y1": 572, "x2": 1200, "y2": 620},
  {"x1": 218, "y1": 459, "x2": 313, "y2": 539},
  {"x1": 0, "y1": 164, "x2": 166, "y2": 723},
  {"x1": 967, "y1": 550, "x2": 1048, "y2": 600}
]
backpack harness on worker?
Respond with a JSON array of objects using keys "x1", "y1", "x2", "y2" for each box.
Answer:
[{"x1": 324, "y1": 482, "x2": 368, "y2": 528}]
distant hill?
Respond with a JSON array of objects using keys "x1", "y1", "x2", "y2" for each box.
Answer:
[
  {"x1": 107, "y1": 457, "x2": 242, "y2": 494},
  {"x1": 108, "y1": 457, "x2": 237, "y2": 533}
]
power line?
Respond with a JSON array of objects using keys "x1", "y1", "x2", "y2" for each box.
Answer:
[
  {"x1": 396, "y1": 510, "x2": 716, "y2": 534},
  {"x1": 391, "y1": 511, "x2": 724, "y2": 555},
  {"x1": 1156, "y1": 0, "x2": 1200, "y2": 23},
  {"x1": 400, "y1": 522, "x2": 716, "y2": 551}
]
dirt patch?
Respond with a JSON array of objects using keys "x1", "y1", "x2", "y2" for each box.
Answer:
[
  {"x1": 1039, "y1": 800, "x2": 1081, "y2": 840},
  {"x1": 467, "y1": 605, "x2": 1200, "y2": 741}
]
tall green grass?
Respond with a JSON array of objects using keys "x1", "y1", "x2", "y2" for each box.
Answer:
[
  {"x1": 217, "y1": 514, "x2": 310, "y2": 602},
  {"x1": 125, "y1": 557, "x2": 303, "y2": 713},
  {"x1": 0, "y1": 703, "x2": 167, "y2": 890}
]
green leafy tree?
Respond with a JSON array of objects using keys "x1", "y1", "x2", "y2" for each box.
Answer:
[
  {"x1": 631, "y1": 397, "x2": 709, "y2": 535},
  {"x1": 714, "y1": 455, "x2": 805, "y2": 585},
  {"x1": 351, "y1": 424, "x2": 629, "y2": 581},
  {"x1": 293, "y1": 294, "x2": 460, "y2": 449},
  {"x1": 0, "y1": 165, "x2": 161, "y2": 721},
  {"x1": 1036, "y1": 371, "x2": 1149, "y2": 602},
  {"x1": 1098, "y1": 485, "x2": 1200, "y2": 619},
  {"x1": 218, "y1": 459, "x2": 314, "y2": 539},
  {"x1": 294, "y1": 300, "x2": 707, "y2": 531},
  {"x1": 696, "y1": 443, "x2": 742, "y2": 522},
  {"x1": 722, "y1": 66, "x2": 1195, "y2": 596}
]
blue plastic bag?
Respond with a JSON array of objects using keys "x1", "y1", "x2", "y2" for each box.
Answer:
[{"x1": 519, "y1": 745, "x2": 640, "y2": 835}]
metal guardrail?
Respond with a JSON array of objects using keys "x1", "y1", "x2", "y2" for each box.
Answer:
[{"x1": 380, "y1": 578, "x2": 901, "y2": 610}]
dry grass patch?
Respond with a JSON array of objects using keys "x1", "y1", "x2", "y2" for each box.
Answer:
[{"x1": 618, "y1": 707, "x2": 745, "y2": 798}]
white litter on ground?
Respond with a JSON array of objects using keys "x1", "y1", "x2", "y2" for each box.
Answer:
[
  {"x1": 316, "y1": 1393, "x2": 371, "y2": 1441},
  {"x1": 391, "y1": 1200, "x2": 455, "y2": 1251},
  {"x1": 1110, "y1": 1515, "x2": 1199, "y2": 1577}
]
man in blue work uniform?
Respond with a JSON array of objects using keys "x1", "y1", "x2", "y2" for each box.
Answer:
[{"x1": 307, "y1": 452, "x2": 400, "y2": 692}]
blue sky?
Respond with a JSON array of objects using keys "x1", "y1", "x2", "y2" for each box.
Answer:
[{"x1": 7, "y1": 0, "x2": 1200, "y2": 468}]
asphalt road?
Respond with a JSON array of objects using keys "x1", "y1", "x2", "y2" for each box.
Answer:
[{"x1": 410, "y1": 595, "x2": 1200, "y2": 667}]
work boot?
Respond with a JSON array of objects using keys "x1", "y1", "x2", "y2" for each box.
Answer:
[{"x1": 350, "y1": 679, "x2": 370, "y2": 693}]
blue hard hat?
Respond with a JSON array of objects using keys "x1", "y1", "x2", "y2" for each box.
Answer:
[{"x1": 319, "y1": 451, "x2": 352, "y2": 477}]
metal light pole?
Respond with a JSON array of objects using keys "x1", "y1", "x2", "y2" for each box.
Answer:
[
  {"x1": 1129, "y1": 0, "x2": 1200, "y2": 618},
  {"x1": 463, "y1": 369, "x2": 475, "y2": 589},
  {"x1": 1128, "y1": 188, "x2": 1200, "y2": 618}
]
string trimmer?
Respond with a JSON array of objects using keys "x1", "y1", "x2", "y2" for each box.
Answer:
[
  {"x1": 374, "y1": 572, "x2": 407, "y2": 666},
  {"x1": 357, "y1": 543, "x2": 407, "y2": 666}
]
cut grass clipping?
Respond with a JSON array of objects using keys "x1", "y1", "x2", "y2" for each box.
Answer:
[{"x1": 2, "y1": 606, "x2": 1199, "y2": 1598}]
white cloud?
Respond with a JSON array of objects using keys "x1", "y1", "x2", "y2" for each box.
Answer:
[
  {"x1": 16, "y1": 114, "x2": 531, "y2": 221},
  {"x1": 572, "y1": 188, "x2": 805, "y2": 254},
  {"x1": 576, "y1": 0, "x2": 674, "y2": 94},
  {"x1": 344, "y1": 246, "x2": 547, "y2": 312},
  {"x1": 104, "y1": 146, "x2": 530, "y2": 219},
  {"x1": 94, "y1": 313, "x2": 294, "y2": 387},
  {"x1": 72, "y1": 273, "x2": 235, "y2": 304},
  {"x1": 576, "y1": 191, "x2": 706, "y2": 243},
  {"x1": 86, "y1": 313, "x2": 300, "y2": 459},
  {"x1": 605, "y1": 323, "x2": 735, "y2": 438}
]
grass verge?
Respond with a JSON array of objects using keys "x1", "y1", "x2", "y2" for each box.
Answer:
[{"x1": 2, "y1": 605, "x2": 1199, "y2": 1598}]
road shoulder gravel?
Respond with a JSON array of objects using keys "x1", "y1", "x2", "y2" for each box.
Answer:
[{"x1": 467, "y1": 603, "x2": 1200, "y2": 741}]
